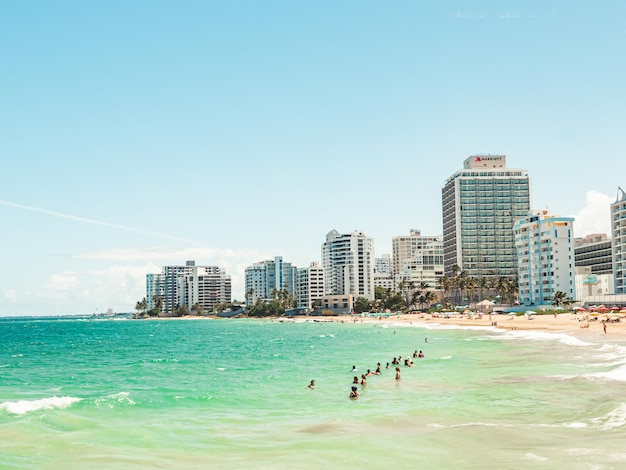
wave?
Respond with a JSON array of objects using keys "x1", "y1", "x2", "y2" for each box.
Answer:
[
  {"x1": 589, "y1": 403, "x2": 626, "y2": 430},
  {"x1": 94, "y1": 392, "x2": 135, "y2": 408},
  {"x1": 585, "y1": 363, "x2": 626, "y2": 382},
  {"x1": 0, "y1": 396, "x2": 81, "y2": 415}
]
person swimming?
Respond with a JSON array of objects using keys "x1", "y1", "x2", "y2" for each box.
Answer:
[
  {"x1": 308, "y1": 380, "x2": 315, "y2": 389},
  {"x1": 361, "y1": 374, "x2": 367, "y2": 386},
  {"x1": 418, "y1": 350, "x2": 424, "y2": 358},
  {"x1": 350, "y1": 386, "x2": 359, "y2": 399},
  {"x1": 352, "y1": 376, "x2": 359, "y2": 384},
  {"x1": 350, "y1": 365, "x2": 357, "y2": 372}
]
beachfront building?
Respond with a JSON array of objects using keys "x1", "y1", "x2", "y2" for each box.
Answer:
[
  {"x1": 322, "y1": 230, "x2": 375, "y2": 300},
  {"x1": 296, "y1": 262, "x2": 325, "y2": 309},
  {"x1": 574, "y1": 234, "x2": 613, "y2": 275},
  {"x1": 612, "y1": 187, "x2": 626, "y2": 294},
  {"x1": 398, "y1": 238, "x2": 444, "y2": 294},
  {"x1": 575, "y1": 267, "x2": 614, "y2": 301},
  {"x1": 392, "y1": 230, "x2": 440, "y2": 281},
  {"x1": 374, "y1": 254, "x2": 395, "y2": 290},
  {"x1": 244, "y1": 256, "x2": 298, "y2": 305},
  {"x1": 513, "y1": 210, "x2": 575, "y2": 306},
  {"x1": 146, "y1": 261, "x2": 232, "y2": 315},
  {"x1": 320, "y1": 294, "x2": 355, "y2": 315},
  {"x1": 442, "y1": 155, "x2": 531, "y2": 279}
]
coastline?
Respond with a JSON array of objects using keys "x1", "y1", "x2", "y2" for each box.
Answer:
[{"x1": 165, "y1": 311, "x2": 626, "y2": 342}]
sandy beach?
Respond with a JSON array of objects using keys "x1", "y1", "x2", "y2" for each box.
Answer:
[{"x1": 338, "y1": 311, "x2": 626, "y2": 340}]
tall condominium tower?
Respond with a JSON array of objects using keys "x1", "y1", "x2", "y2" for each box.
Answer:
[
  {"x1": 244, "y1": 256, "x2": 298, "y2": 305},
  {"x1": 442, "y1": 155, "x2": 531, "y2": 279},
  {"x1": 322, "y1": 230, "x2": 375, "y2": 300},
  {"x1": 146, "y1": 260, "x2": 231, "y2": 314},
  {"x1": 612, "y1": 187, "x2": 626, "y2": 294},
  {"x1": 513, "y1": 210, "x2": 575, "y2": 306}
]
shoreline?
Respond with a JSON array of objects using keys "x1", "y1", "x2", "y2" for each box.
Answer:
[{"x1": 163, "y1": 311, "x2": 626, "y2": 342}]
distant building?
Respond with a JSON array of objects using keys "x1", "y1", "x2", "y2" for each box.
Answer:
[
  {"x1": 399, "y1": 238, "x2": 444, "y2": 293},
  {"x1": 612, "y1": 187, "x2": 626, "y2": 294},
  {"x1": 322, "y1": 230, "x2": 375, "y2": 300},
  {"x1": 244, "y1": 256, "x2": 298, "y2": 305},
  {"x1": 514, "y1": 210, "x2": 575, "y2": 306},
  {"x1": 575, "y1": 267, "x2": 614, "y2": 301},
  {"x1": 320, "y1": 294, "x2": 355, "y2": 315},
  {"x1": 442, "y1": 155, "x2": 531, "y2": 279},
  {"x1": 574, "y1": 234, "x2": 613, "y2": 275},
  {"x1": 296, "y1": 261, "x2": 325, "y2": 309},
  {"x1": 392, "y1": 230, "x2": 440, "y2": 281},
  {"x1": 374, "y1": 254, "x2": 394, "y2": 291},
  {"x1": 146, "y1": 260, "x2": 231, "y2": 315}
]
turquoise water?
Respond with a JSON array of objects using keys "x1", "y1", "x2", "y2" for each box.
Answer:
[{"x1": 2, "y1": 317, "x2": 626, "y2": 469}]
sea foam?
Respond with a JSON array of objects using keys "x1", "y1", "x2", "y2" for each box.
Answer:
[{"x1": 0, "y1": 396, "x2": 81, "y2": 415}]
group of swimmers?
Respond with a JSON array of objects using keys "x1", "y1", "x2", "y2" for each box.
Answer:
[{"x1": 347, "y1": 345, "x2": 427, "y2": 399}]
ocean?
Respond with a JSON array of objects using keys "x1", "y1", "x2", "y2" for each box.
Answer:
[{"x1": 1, "y1": 316, "x2": 626, "y2": 469}]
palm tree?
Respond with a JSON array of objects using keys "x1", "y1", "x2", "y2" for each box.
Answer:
[
  {"x1": 246, "y1": 288, "x2": 254, "y2": 305},
  {"x1": 191, "y1": 302, "x2": 203, "y2": 315},
  {"x1": 552, "y1": 291, "x2": 569, "y2": 307}
]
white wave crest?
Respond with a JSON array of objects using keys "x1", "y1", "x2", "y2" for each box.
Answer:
[
  {"x1": 586, "y1": 363, "x2": 626, "y2": 382},
  {"x1": 94, "y1": 392, "x2": 135, "y2": 408},
  {"x1": 590, "y1": 403, "x2": 626, "y2": 430},
  {"x1": 0, "y1": 396, "x2": 81, "y2": 415}
]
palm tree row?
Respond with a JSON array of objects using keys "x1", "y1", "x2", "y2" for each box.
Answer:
[{"x1": 437, "y1": 265, "x2": 518, "y2": 309}]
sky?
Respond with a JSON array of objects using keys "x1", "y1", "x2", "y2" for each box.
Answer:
[{"x1": 1, "y1": 1, "x2": 625, "y2": 316}]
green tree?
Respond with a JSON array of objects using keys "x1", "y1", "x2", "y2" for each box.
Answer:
[
  {"x1": 191, "y1": 303, "x2": 203, "y2": 315},
  {"x1": 552, "y1": 290, "x2": 569, "y2": 307},
  {"x1": 354, "y1": 297, "x2": 371, "y2": 313}
]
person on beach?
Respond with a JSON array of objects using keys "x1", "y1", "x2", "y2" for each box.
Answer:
[
  {"x1": 308, "y1": 380, "x2": 315, "y2": 389},
  {"x1": 395, "y1": 367, "x2": 401, "y2": 380},
  {"x1": 349, "y1": 386, "x2": 359, "y2": 399},
  {"x1": 603, "y1": 322, "x2": 607, "y2": 334}
]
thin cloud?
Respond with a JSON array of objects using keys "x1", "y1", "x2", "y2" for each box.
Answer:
[{"x1": 0, "y1": 199, "x2": 205, "y2": 246}]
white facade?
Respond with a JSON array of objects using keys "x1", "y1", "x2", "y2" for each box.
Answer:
[
  {"x1": 612, "y1": 187, "x2": 626, "y2": 294},
  {"x1": 146, "y1": 260, "x2": 231, "y2": 314},
  {"x1": 442, "y1": 155, "x2": 531, "y2": 279},
  {"x1": 296, "y1": 262, "x2": 325, "y2": 309},
  {"x1": 392, "y1": 230, "x2": 440, "y2": 280},
  {"x1": 514, "y1": 210, "x2": 575, "y2": 306},
  {"x1": 374, "y1": 254, "x2": 394, "y2": 290},
  {"x1": 244, "y1": 256, "x2": 298, "y2": 305},
  {"x1": 399, "y1": 239, "x2": 444, "y2": 292},
  {"x1": 322, "y1": 230, "x2": 375, "y2": 300},
  {"x1": 575, "y1": 267, "x2": 614, "y2": 301}
]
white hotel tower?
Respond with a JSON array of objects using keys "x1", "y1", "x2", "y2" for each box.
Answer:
[
  {"x1": 322, "y1": 230, "x2": 375, "y2": 300},
  {"x1": 514, "y1": 210, "x2": 575, "y2": 306},
  {"x1": 442, "y1": 155, "x2": 531, "y2": 279}
]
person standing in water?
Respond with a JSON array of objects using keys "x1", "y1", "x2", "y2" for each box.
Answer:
[
  {"x1": 395, "y1": 367, "x2": 401, "y2": 381},
  {"x1": 349, "y1": 386, "x2": 359, "y2": 399},
  {"x1": 308, "y1": 380, "x2": 315, "y2": 389}
]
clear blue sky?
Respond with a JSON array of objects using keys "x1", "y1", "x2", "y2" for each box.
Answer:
[{"x1": 1, "y1": 1, "x2": 624, "y2": 315}]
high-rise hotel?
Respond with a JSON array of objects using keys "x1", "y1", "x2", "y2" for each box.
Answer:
[
  {"x1": 612, "y1": 187, "x2": 626, "y2": 294},
  {"x1": 442, "y1": 155, "x2": 531, "y2": 279}
]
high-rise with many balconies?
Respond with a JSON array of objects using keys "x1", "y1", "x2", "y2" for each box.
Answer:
[
  {"x1": 322, "y1": 230, "x2": 375, "y2": 300},
  {"x1": 612, "y1": 187, "x2": 626, "y2": 294},
  {"x1": 442, "y1": 155, "x2": 531, "y2": 279}
]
